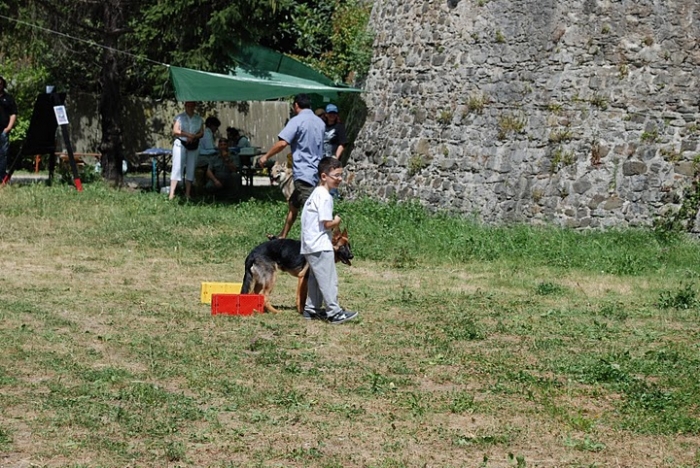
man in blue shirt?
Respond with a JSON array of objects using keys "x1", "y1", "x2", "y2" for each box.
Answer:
[{"x1": 258, "y1": 93, "x2": 325, "y2": 239}]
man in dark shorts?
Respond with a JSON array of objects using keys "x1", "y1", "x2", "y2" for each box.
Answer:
[{"x1": 258, "y1": 93, "x2": 325, "y2": 239}]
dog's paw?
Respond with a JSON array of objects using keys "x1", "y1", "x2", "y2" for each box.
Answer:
[{"x1": 266, "y1": 234, "x2": 278, "y2": 240}]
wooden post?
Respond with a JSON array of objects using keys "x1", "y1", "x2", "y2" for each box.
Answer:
[{"x1": 51, "y1": 92, "x2": 82, "y2": 191}]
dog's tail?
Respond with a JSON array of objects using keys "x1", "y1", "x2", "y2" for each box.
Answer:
[{"x1": 241, "y1": 254, "x2": 254, "y2": 293}]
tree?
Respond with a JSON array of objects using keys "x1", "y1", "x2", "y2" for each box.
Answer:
[
  {"x1": 272, "y1": 0, "x2": 374, "y2": 85},
  {"x1": 98, "y1": 0, "x2": 127, "y2": 183},
  {"x1": 0, "y1": 0, "x2": 373, "y2": 183},
  {"x1": 2, "y1": 0, "x2": 291, "y2": 183},
  {"x1": 2, "y1": 0, "x2": 133, "y2": 181}
]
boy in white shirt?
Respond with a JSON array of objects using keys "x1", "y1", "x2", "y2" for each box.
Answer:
[{"x1": 300, "y1": 157, "x2": 358, "y2": 324}]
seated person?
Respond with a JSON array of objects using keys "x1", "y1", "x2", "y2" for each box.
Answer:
[
  {"x1": 194, "y1": 116, "x2": 221, "y2": 195},
  {"x1": 199, "y1": 116, "x2": 221, "y2": 167},
  {"x1": 204, "y1": 138, "x2": 242, "y2": 198},
  {"x1": 226, "y1": 126, "x2": 251, "y2": 149}
]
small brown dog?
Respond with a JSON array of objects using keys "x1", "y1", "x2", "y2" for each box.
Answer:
[
  {"x1": 241, "y1": 228, "x2": 353, "y2": 313},
  {"x1": 269, "y1": 160, "x2": 294, "y2": 201}
]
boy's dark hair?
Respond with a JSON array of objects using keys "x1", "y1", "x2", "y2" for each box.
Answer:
[
  {"x1": 294, "y1": 93, "x2": 312, "y2": 109},
  {"x1": 318, "y1": 156, "x2": 342, "y2": 177},
  {"x1": 205, "y1": 116, "x2": 221, "y2": 128}
]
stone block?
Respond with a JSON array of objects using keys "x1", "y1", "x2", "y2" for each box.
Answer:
[
  {"x1": 648, "y1": 161, "x2": 663, "y2": 174},
  {"x1": 680, "y1": 140, "x2": 698, "y2": 152},
  {"x1": 603, "y1": 197, "x2": 624, "y2": 210},
  {"x1": 431, "y1": 54, "x2": 447, "y2": 66},
  {"x1": 588, "y1": 194, "x2": 606, "y2": 209},
  {"x1": 413, "y1": 109, "x2": 427, "y2": 124},
  {"x1": 374, "y1": 109, "x2": 387, "y2": 122},
  {"x1": 572, "y1": 179, "x2": 592, "y2": 194},
  {"x1": 674, "y1": 161, "x2": 695, "y2": 177},
  {"x1": 565, "y1": 218, "x2": 581, "y2": 228},
  {"x1": 622, "y1": 161, "x2": 647, "y2": 176},
  {"x1": 629, "y1": 175, "x2": 648, "y2": 193},
  {"x1": 639, "y1": 147, "x2": 657, "y2": 161},
  {"x1": 440, "y1": 159, "x2": 457, "y2": 170}
]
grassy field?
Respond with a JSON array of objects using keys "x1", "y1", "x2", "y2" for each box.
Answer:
[{"x1": 1, "y1": 181, "x2": 699, "y2": 467}]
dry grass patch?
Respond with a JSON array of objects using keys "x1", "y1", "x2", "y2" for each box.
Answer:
[{"x1": 1, "y1": 185, "x2": 700, "y2": 466}]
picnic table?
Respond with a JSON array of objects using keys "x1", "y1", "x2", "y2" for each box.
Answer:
[
  {"x1": 137, "y1": 146, "x2": 266, "y2": 193},
  {"x1": 136, "y1": 147, "x2": 172, "y2": 191},
  {"x1": 231, "y1": 146, "x2": 265, "y2": 188},
  {"x1": 54, "y1": 152, "x2": 101, "y2": 169}
]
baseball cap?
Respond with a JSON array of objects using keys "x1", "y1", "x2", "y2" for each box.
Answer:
[{"x1": 325, "y1": 104, "x2": 339, "y2": 113}]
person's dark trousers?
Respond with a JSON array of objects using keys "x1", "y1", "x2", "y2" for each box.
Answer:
[{"x1": 0, "y1": 132, "x2": 9, "y2": 179}]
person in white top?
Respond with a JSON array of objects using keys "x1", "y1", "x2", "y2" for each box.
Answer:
[
  {"x1": 300, "y1": 156, "x2": 358, "y2": 325},
  {"x1": 169, "y1": 101, "x2": 204, "y2": 200},
  {"x1": 199, "y1": 116, "x2": 221, "y2": 158}
]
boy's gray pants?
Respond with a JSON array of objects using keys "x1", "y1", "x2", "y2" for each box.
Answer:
[{"x1": 304, "y1": 250, "x2": 342, "y2": 317}]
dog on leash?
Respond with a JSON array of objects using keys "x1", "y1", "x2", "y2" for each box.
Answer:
[
  {"x1": 241, "y1": 228, "x2": 353, "y2": 314},
  {"x1": 269, "y1": 160, "x2": 294, "y2": 201}
]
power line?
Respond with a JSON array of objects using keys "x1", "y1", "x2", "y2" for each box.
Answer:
[{"x1": 0, "y1": 13, "x2": 169, "y2": 68}]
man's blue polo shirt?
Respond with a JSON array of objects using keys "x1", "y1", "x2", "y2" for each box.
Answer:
[{"x1": 278, "y1": 108, "x2": 325, "y2": 186}]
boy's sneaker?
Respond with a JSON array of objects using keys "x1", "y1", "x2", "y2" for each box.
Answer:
[
  {"x1": 303, "y1": 309, "x2": 327, "y2": 320},
  {"x1": 326, "y1": 310, "x2": 358, "y2": 325}
]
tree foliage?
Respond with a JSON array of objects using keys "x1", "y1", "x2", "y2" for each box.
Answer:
[
  {"x1": 0, "y1": 0, "x2": 373, "y2": 181},
  {"x1": 0, "y1": 2, "x2": 51, "y2": 144},
  {"x1": 1, "y1": 0, "x2": 373, "y2": 97},
  {"x1": 274, "y1": 0, "x2": 374, "y2": 85}
]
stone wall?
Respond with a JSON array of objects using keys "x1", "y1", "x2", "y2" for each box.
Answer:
[{"x1": 349, "y1": 0, "x2": 700, "y2": 230}]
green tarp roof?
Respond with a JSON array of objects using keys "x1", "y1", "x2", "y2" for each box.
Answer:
[
  {"x1": 233, "y1": 43, "x2": 336, "y2": 87},
  {"x1": 169, "y1": 65, "x2": 361, "y2": 102}
]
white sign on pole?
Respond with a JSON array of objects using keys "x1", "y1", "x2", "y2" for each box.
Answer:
[{"x1": 53, "y1": 105, "x2": 69, "y2": 125}]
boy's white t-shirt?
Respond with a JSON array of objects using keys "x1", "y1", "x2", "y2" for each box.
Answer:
[{"x1": 300, "y1": 186, "x2": 334, "y2": 255}]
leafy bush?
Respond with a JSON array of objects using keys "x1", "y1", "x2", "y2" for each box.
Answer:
[
  {"x1": 657, "y1": 283, "x2": 699, "y2": 310},
  {"x1": 283, "y1": 0, "x2": 374, "y2": 85},
  {"x1": 0, "y1": 63, "x2": 51, "y2": 144}
]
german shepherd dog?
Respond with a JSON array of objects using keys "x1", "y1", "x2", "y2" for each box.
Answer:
[
  {"x1": 269, "y1": 161, "x2": 294, "y2": 201},
  {"x1": 241, "y1": 229, "x2": 353, "y2": 314}
]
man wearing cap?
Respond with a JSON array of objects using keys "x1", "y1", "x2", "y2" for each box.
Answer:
[
  {"x1": 0, "y1": 75, "x2": 18, "y2": 182},
  {"x1": 258, "y1": 93, "x2": 325, "y2": 239},
  {"x1": 323, "y1": 103, "x2": 348, "y2": 160}
]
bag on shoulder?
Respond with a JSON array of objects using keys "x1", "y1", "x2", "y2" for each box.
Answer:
[{"x1": 182, "y1": 138, "x2": 200, "y2": 151}]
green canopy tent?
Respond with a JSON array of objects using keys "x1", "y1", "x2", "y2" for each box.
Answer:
[
  {"x1": 232, "y1": 43, "x2": 337, "y2": 87},
  {"x1": 169, "y1": 65, "x2": 361, "y2": 102}
]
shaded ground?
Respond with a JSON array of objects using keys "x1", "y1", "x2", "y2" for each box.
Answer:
[{"x1": 7, "y1": 171, "x2": 273, "y2": 193}]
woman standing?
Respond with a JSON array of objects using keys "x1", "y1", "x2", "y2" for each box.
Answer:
[{"x1": 169, "y1": 101, "x2": 204, "y2": 200}]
